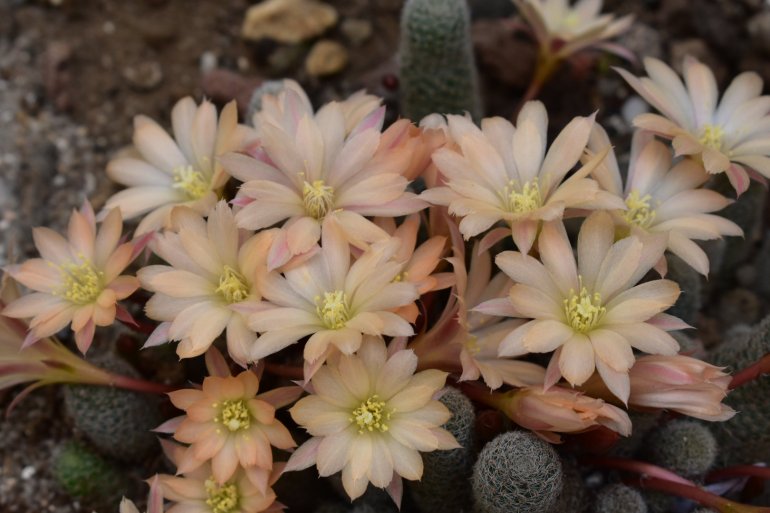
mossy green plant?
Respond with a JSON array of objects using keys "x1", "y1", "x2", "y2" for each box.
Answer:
[{"x1": 53, "y1": 441, "x2": 127, "y2": 510}]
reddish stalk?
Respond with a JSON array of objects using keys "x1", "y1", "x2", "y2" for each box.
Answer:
[
  {"x1": 263, "y1": 362, "x2": 304, "y2": 380},
  {"x1": 513, "y1": 52, "x2": 560, "y2": 119},
  {"x1": 109, "y1": 373, "x2": 176, "y2": 395},
  {"x1": 707, "y1": 465, "x2": 770, "y2": 484},
  {"x1": 729, "y1": 353, "x2": 770, "y2": 389}
]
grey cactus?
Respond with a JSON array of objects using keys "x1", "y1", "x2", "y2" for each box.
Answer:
[
  {"x1": 645, "y1": 420, "x2": 718, "y2": 478},
  {"x1": 472, "y1": 430, "x2": 563, "y2": 513},
  {"x1": 665, "y1": 254, "x2": 702, "y2": 326},
  {"x1": 549, "y1": 458, "x2": 589, "y2": 513},
  {"x1": 399, "y1": 0, "x2": 482, "y2": 121},
  {"x1": 593, "y1": 484, "x2": 647, "y2": 513}
]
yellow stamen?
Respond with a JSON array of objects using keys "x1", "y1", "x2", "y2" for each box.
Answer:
[
  {"x1": 464, "y1": 335, "x2": 481, "y2": 355},
  {"x1": 214, "y1": 399, "x2": 251, "y2": 432},
  {"x1": 316, "y1": 290, "x2": 350, "y2": 330},
  {"x1": 699, "y1": 124, "x2": 724, "y2": 151},
  {"x1": 56, "y1": 259, "x2": 103, "y2": 305},
  {"x1": 349, "y1": 394, "x2": 392, "y2": 434},
  {"x1": 392, "y1": 271, "x2": 409, "y2": 283},
  {"x1": 623, "y1": 190, "x2": 656, "y2": 229},
  {"x1": 563, "y1": 276, "x2": 605, "y2": 333},
  {"x1": 302, "y1": 180, "x2": 334, "y2": 220},
  {"x1": 204, "y1": 477, "x2": 239, "y2": 513},
  {"x1": 215, "y1": 266, "x2": 250, "y2": 304},
  {"x1": 500, "y1": 179, "x2": 542, "y2": 215},
  {"x1": 172, "y1": 165, "x2": 209, "y2": 200}
]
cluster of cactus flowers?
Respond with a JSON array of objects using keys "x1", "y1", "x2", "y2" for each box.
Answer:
[{"x1": 3, "y1": 1, "x2": 770, "y2": 512}]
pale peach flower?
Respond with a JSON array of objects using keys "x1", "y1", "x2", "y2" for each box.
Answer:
[
  {"x1": 157, "y1": 441, "x2": 280, "y2": 513},
  {"x1": 286, "y1": 337, "x2": 459, "y2": 502},
  {"x1": 247, "y1": 220, "x2": 418, "y2": 364},
  {"x1": 488, "y1": 211, "x2": 684, "y2": 403},
  {"x1": 119, "y1": 476, "x2": 164, "y2": 513},
  {"x1": 493, "y1": 385, "x2": 632, "y2": 443},
  {"x1": 421, "y1": 101, "x2": 624, "y2": 254},
  {"x1": 104, "y1": 97, "x2": 256, "y2": 234},
  {"x1": 616, "y1": 56, "x2": 770, "y2": 194},
  {"x1": 3, "y1": 203, "x2": 140, "y2": 353},
  {"x1": 628, "y1": 354, "x2": 735, "y2": 421},
  {"x1": 588, "y1": 127, "x2": 742, "y2": 275},
  {"x1": 514, "y1": 0, "x2": 633, "y2": 58},
  {"x1": 221, "y1": 85, "x2": 426, "y2": 269},
  {"x1": 165, "y1": 370, "x2": 295, "y2": 484},
  {"x1": 138, "y1": 202, "x2": 271, "y2": 365}
]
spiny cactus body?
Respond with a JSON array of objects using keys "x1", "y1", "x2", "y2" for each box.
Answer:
[
  {"x1": 399, "y1": 0, "x2": 482, "y2": 121},
  {"x1": 472, "y1": 430, "x2": 563, "y2": 513},
  {"x1": 646, "y1": 420, "x2": 717, "y2": 477},
  {"x1": 549, "y1": 458, "x2": 588, "y2": 513},
  {"x1": 593, "y1": 484, "x2": 647, "y2": 513}
]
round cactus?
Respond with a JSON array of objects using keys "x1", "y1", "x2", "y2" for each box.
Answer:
[
  {"x1": 549, "y1": 458, "x2": 588, "y2": 513},
  {"x1": 593, "y1": 484, "x2": 647, "y2": 513},
  {"x1": 472, "y1": 430, "x2": 563, "y2": 513},
  {"x1": 64, "y1": 352, "x2": 163, "y2": 462},
  {"x1": 53, "y1": 441, "x2": 127, "y2": 510},
  {"x1": 411, "y1": 387, "x2": 476, "y2": 513},
  {"x1": 646, "y1": 420, "x2": 718, "y2": 477}
]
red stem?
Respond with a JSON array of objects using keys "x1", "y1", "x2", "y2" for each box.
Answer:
[
  {"x1": 109, "y1": 374, "x2": 176, "y2": 395},
  {"x1": 263, "y1": 362, "x2": 304, "y2": 380},
  {"x1": 583, "y1": 456, "x2": 695, "y2": 486},
  {"x1": 707, "y1": 465, "x2": 770, "y2": 484},
  {"x1": 730, "y1": 353, "x2": 770, "y2": 390}
]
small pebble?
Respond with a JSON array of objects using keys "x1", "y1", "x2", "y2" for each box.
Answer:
[
  {"x1": 20, "y1": 467, "x2": 35, "y2": 480},
  {"x1": 305, "y1": 40, "x2": 348, "y2": 77}
]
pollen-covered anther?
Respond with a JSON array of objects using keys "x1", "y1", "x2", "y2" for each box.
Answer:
[
  {"x1": 215, "y1": 265, "x2": 250, "y2": 304},
  {"x1": 623, "y1": 190, "x2": 656, "y2": 229},
  {"x1": 302, "y1": 179, "x2": 335, "y2": 219},
  {"x1": 204, "y1": 477, "x2": 240, "y2": 513},
  {"x1": 563, "y1": 276, "x2": 606, "y2": 333},
  {"x1": 172, "y1": 165, "x2": 209, "y2": 200},
  {"x1": 316, "y1": 290, "x2": 350, "y2": 329},
  {"x1": 350, "y1": 394, "x2": 392, "y2": 434},
  {"x1": 214, "y1": 399, "x2": 251, "y2": 432},
  {"x1": 501, "y1": 179, "x2": 542, "y2": 215},
  {"x1": 699, "y1": 124, "x2": 725, "y2": 152},
  {"x1": 57, "y1": 259, "x2": 104, "y2": 305}
]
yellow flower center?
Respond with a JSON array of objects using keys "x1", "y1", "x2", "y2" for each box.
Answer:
[
  {"x1": 392, "y1": 271, "x2": 409, "y2": 283},
  {"x1": 350, "y1": 394, "x2": 392, "y2": 434},
  {"x1": 215, "y1": 266, "x2": 250, "y2": 304},
  {"x1": 56, "y1": 259, "x2": 103, "y2": 305},
  {"x1": 699, "y1": 124, "x2": 724, "y2": 151},
  {"x1": 172, "y1": 165, "x2": 209, "y2": 200},
  {"x1": 204, "y1": 477, "x2": 239, "y2": 513},
  {"x1": 563, "y1": 276, "x2": 606, "y2": 333},
  {"x1": 214, "y1": 399, "x2": 251, "y2": 432},
  {"x1": 464, "y1": 335, "x2": 481, "y2": 355},
  {"x1": 302, "y1": 180, "x2": 335, "y2": 220},
  {"x1": 501, "y1": 180, "x2": 542, "y2": 215},
  {"x1": 623, "y1": 190, "x2": 657, "y2": 229},
  {"x1": 316, "y1": 290, "x2": 350, "y2": 329}
]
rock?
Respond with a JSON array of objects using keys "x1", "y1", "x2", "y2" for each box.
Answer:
[
  {"x1": 748, "y1": 11, "x2": 770, "y2": 55},
  {"x1": 200, "y1": 68, "x2": 263, "y2": 117},
  {"x1": 121, "y1": 61, "x2": 163, "y2": 92},
  {"x1": 241, "y1": 0, "x2": 338, "y2": 44},
  {"x1": 621, "y1": 97, "x2": 648, "y2": 125},
  {"x1": 305, "y1": 40, "x2": 349, "y2": 77},
  {"x1": 341, "y1": 18, "x2": 373, "y2": 46}
]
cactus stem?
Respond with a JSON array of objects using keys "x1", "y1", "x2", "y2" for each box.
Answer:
[
  {"x1": 514, "y1": 51, "x2": 561, "y2": 118},
  {"x1": 706, "y1": 464, "x2": 770, "y2": 484},
  {"x1": 729, "y1": 352, "x2": 770, "y2": 390},
  {"x1": 108, "y1": 373, "x2": 175, "y2": 395}
]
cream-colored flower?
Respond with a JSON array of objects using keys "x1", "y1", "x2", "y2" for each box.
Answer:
[
  {"x1": 167, "y1": 370, "x2": 295, "y2": 484},
  {"x1": 286, "y1": 337, "x2": 459, "y2": 501},
  {"x1": 588, "y1": 127, "x2": 742, "y2": 275},
  {"x1": 104, "y1": 97, "x2": 256, "y2": 234},
  {"x1": 514, "y1": 0, "x2": 633, "y2": 60},
  {"x1": 247, "y1": 219, "x2": 418, "y2": 364},
  {"x1": 616, "y1": 56, "x2": 770, "y2": 194},
  {"x1": 138, "y1": 202, "x2": 270, "y2": 365},
  {"x1": 221, "y1": 85, "x2": 426, "y2": 269},
  {"x1": 422, "y1": 101, "x2": 624, "y2": 254},
  {"x1": 157, "y1": 441, "x2": 279, "y2": 513},
  {"x1": 488, "y1": 211, "x2": 684, "y2": 403},
  {"x1": 3, "y1": 203, "x2": 140, "y2": 353}
]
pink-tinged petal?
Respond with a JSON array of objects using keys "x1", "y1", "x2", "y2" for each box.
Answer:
[
  {"x1": 510, "y1": 219, "x2": 539, "y2": 255},
  {"x1": 107, "y1": 275, "x2": 140, "y2": 300},
  {"x1": 29, "y1": 302, "x2": 76, "y2": 338},
  {"x1": 32, "y1": 227, "x2": 73, "y2": 266},
  {"x1": 310, "y1": 366, "x2": 358, "y2": 408},
  {"x1": 604, "y1": 280, "x2": 680, "y2": 324},
  {"x1": 508, "y1": 284, "x2": 562, "y2": 320},
  {"x1": 576, "y1": 211, "x2": 615, "y2": 290},
  {"x1": 388, "y1": 370, "x2": 447, "y2": 412},
  {"x1": 67, "y1": 209, "x2": 95, "y2": 260},
  {"x1": 341, "y1": 462, "x2": 369, "y2": 501},
  {"x1": 369, "y1": 436, "x2": 395, "y2": 487},
  {"x1": 594, "y1": 236, "x2": 643, "y2": 301},
  {"x1": 104, "y1": 187, "x2": 181, "y2": 223},
  {"x1": 211, "y1": 441, "x2": 240, "y2": 484},
  {"x1": 103, "y1": 243, "x2": 136, "y2": 282},
  {"x1": 606, "y1": 323, "x2": 680, "y2": 355},
  {"x1": 559, "y1": 334, "x2": 595, "y2": 386},
  {"x1": 539, "y1": 221, "x2": 579, "y2": 295},
  {"x1": 540, "y1": 113, "x2": 595, "y2": 185},
  {"x1": 495, "y1": 250, "x2": 560, "y2": 298},
  {"x1": 142, "y1": 269, "x2": 214, "y2": 298},
  {"x1": 458, "y1": 213, "x2": 502, "y2": 240},
  {"x1": 250, "y1": 327, "x2": 315, "y2": 361},
  {"x1": 285, "y1": 437, "x2": 322, "y2": 472},
  {"x1": 235, "y1": 199, "x2": 304, "y2": 232},
  {"x1": 512, "y1": 114, "x2": 546, "y2": 184},
  {"x1": 133, "y1": 115, "x2": 188, "y2": 173},
  {"x1": 6, "y1": 259, "x2": 60, "y2": 292},
  {"x1": 107, "y1": 157, "x2": 172, "y2": 187},
  {"x1": 385, "y1": 438, "x2": 423, "y2": 481},
  {"x1": 93, "y1": 208, "x2": 123, "y2": 267},
  {"x1": 2, "y1": 293, "x2": 66, "y2": 320},
  {"x1": 144, "y1": 321, "x2": 171, "y2": 348},
  {"x1": 498, "y1": 320, "x2": 536, "y2": 357},
  {"x1": 726, "y1": 163, "x2": 751, "y2": 196},
  {"x1": 74, "y1": 319, "x2": 96, "y2": 354},
  {"x1": 478, "y1": 227, "x2": 510, "y2": 254},
  {"x1": 473, "y1": 297, "x2": 520, "y2": 318},
  {"x1": 588, "y1": 329, "x2": 635, "y2": 372},
  {"x1": 701, "y1": 147, "x2": 731, "y2": 175},
  {"x1": 668, "y1": 232, "x2": 710, "y2": 276},
  {"x1": 544, "y1": 347, "x2": 563, "y2": 390},
  {"x1": 376, "y1": 349, "x2": 418, "y2": 400},
  {"x1": 648, "y1": 312, "x2": 692, "y2": 331},
  {"x1": 715, "y1": 71, "x2": 764, "y2": 125},
  {"x1": 331, "y1": 210, "x2": 390, "y2": 249},
  {"x1": 596, "y1": 358, "x2": 631, "y2": 404},
  {"x1": 522, "y1": 319, "x2": 574, "y2": 353},
  {"x1": 170, "y1": 96, "x2": 197, "y2": 162},
  {"x1": 682, "y1": 55, "x2": 718, "y2": 128},
  {"x1": 286, "y1": 216, "x2": 321, "y2": 257}
]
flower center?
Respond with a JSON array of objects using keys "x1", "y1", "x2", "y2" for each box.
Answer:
[
  {"x1": 623, "y1": 190, "x2": 656, "y2": 229},
  {"x1": 501, "y1": 180, "x2": 542, "y2": 215},
  {"x1": 699, "y1": 124, "x2": 724, "y2": 151},
  {"x1": 57, "y1": 259, "x2": 103, "y2": 305},
  {"x1": 316, "y1": 290, "x2": 350, "y2": 330},
  {"x1": 302, "y1": 180, "x2": 335, "y2": 220},
  {"x1": 392, "y1": 271, "x2": 409, "y2": 283},
  {"x1": 464, "y1": 335, "x2": 481, "y2": 355},
  {"x1": 563, "y1": 276, "x2": 605, "y2": 333},
  {"x1": 214, "y1": 399, "x2": 251, "y2": 432},
  {"x1": 215, "y1": 266, "x2": 250, "y2": 304},
  {"x1": 172, "y1": 165, "x2": 209, "y2": 200},
  {"x1": 350, "y1": 394, "x2": 392, "y2": 434},
  {"x1": 204, "y1": 477, "x2": 239, "y2": 513}
]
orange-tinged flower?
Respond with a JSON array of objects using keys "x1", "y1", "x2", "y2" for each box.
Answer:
[
  {"x1": 221, "y1": 84, "x2": 426, "y2": 269},
  {"x1": 247, "y1": 219, "x2": 418, "y2": 365},
  {"x1": 167, "y1": 370, "x2": 295, "y2": 485},
  {"x1": 286, "y1": 337, "x2": 458, "y2": 502},
  {"x1": 422, "y1": 101, "x2": 623, "y2": 253},
  {"x1": 3, "y1": 202, "x2": 140, "y2": 353},
  {"x1": 487, "y1": 211, "x2": 684, "y2": 403},
  {"x1": 120, "y1": 476, "x2": 164, "y2": 513},
  {"x1": 493, "y1": 385, "x2": 632, "y2": 443},
  {"x1": 104, "y1": 97, "x2": 257, "y2": 234},
  {"x1": 628, "y1": 354, "x2": 735, "y2": 422},
  {"x1": 138, "y1": 202, "x2": 270, "y2": 365},
  {"x1": 588, "y1": 127, "x2": 742, "y2": 275},
  {"x1": 616, "y1": 56, "x2": 770, "y2": 195}
]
